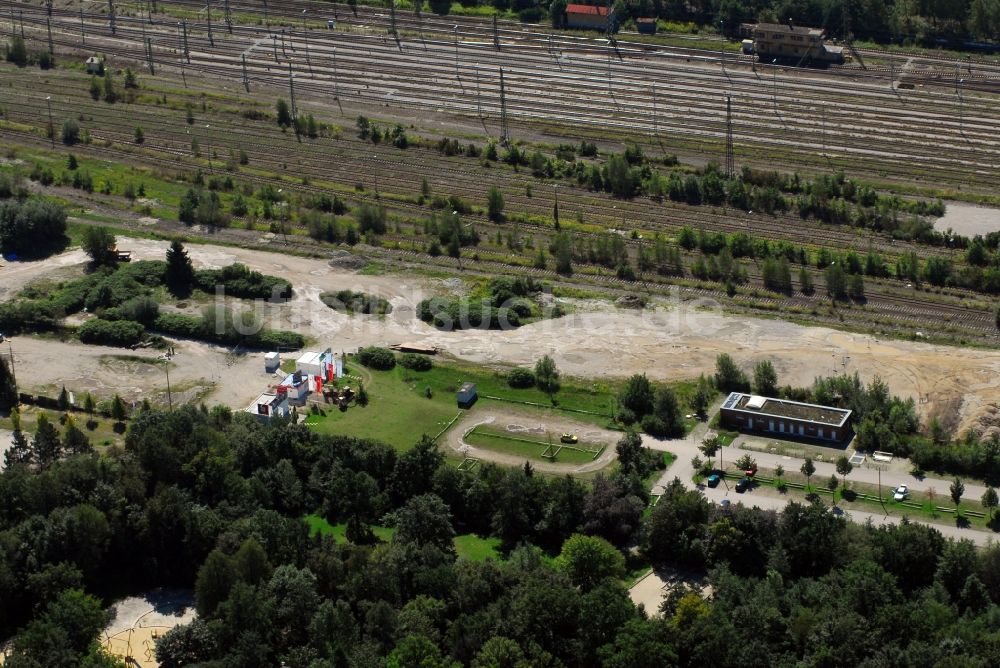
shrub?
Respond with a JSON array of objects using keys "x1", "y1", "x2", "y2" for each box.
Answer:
[
  {"x1": 0, "y1": 198, "x2": 68, "y2": 257},
  {"x1": 61, "y1": 119, "x2": 80, "y2": 145},
  {"x1": 357, "y1": 346, "x2": 396, "y2": 370},
  {"x1": 507, "y1": 367, "x2": 536, "y2": 388},
  {"x1": 320, "y1": 290, "x2": 392, "y2": 316},
  {"x1": 399, "y1": 353, "x2": 433, "y2": 371},
  {"x1": 194, "y1": 263, "x2": 292, "y2": 301},
  {"x1": 77, "y1": 318, "x2": 145, "y2": 347}
]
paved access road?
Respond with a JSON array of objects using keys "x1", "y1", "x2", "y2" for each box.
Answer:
[{"x1": 644, "y1": 417, "x2": 997, "y2": 547}]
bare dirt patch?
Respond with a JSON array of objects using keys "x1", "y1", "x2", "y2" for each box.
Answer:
[{"x1": 4, "y1": 240, "x2": 1000, "y2": 436}]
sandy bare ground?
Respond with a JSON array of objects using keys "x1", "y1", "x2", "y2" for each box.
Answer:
[
  {"x1": 3, "y1": 239, "x2": 1000, "y2": 436},
  {"x1": 102, "y1": 589, "x2": 195, "y2": 668},
  {"x1": 444, "y1": 405, "x2": 619, "y2": 474},
  {"x1": 934, "y1": 202, "x2": 1000, "y2": 237}
]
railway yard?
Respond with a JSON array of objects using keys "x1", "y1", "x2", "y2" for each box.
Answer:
[{"x1": 2, "y1": 2, "x2": 1000, "y2": 395}]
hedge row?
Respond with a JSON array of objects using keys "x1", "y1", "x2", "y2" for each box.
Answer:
[
  {"x1": 152, "y1": 313, "x2": 303, "y2": 349},
  {"x1": 77, "y1": 318, "x2": 145, "y2": 347}
]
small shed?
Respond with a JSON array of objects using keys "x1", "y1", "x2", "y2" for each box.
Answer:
[
  {"x1": 637, "y1": 17, "x2": 657, "y2": 34},
  {"x1": 278, "y1": 371, "x2": 309, "y2": 403},
  {"x1": 457, "y1": 382, "x2": 477, "y2": 409},
  {"x1": 264, "y1": 351, "x2": 281, "y2": 373},
  {"x1": 85, "y1": 56, "x2": 104, "y2": 75},
  {"x1": 296, "y1": 351, "x2": 325, "y2": 377},
  {"x1": 246, "y1": 391, "x2": 290, "y2": 421}
]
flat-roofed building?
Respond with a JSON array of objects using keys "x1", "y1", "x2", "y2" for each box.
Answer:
[{"x1": 720, "y1": 392, "x2": 852, "y2": 443}]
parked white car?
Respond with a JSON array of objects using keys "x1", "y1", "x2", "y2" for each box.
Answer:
[{"x1": 893, "y1": 484, "x2": 909, "y2": 501}]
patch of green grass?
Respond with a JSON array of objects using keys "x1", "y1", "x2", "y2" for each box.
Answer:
[
  {"x1": 303, "y1": 514, "x2": 396, "y2": 542},
  {"x1": 305, "y1": 363, "x2": 460, "y2": 450},
  {"x1": 454, "y1": 534, "x2": 502, "y2": 562},
  {"x1": 465, "y1": 426, "x2": 600, "y2": 464}
]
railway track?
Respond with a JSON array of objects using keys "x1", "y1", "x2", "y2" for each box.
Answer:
[{"x1": 7, "y1": 0, "x2": 1000, "y2": 195}]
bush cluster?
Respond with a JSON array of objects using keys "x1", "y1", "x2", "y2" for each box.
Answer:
[
  {"x1": 357, "y1": 346, "x2": 397, "y2": 370},
  {"x1": 398, "y1": 353, "x2": 433, "y2": 371}
]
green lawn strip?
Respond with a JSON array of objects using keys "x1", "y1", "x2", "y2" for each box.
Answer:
[
  {"x1": 305, "y1": 514, "x2": 502, "y2": 561},
  {"x1": 465, "y1": 426, "x2": 598, "y2": 464},
  {"x1": 722, "y1": 471, "x2": 996, "y2": 531}
]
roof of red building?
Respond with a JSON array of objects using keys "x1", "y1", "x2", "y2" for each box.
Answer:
[{"x1": 566, "y1": 4, "x2": 611, "y2": 16}]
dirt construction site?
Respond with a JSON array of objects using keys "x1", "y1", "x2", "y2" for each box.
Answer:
[{"x1": 4, "y1": 238, "x2": 1000, "y2": 437}]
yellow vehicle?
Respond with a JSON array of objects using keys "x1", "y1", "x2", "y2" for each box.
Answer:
[{"x1": 560, "y1": 433, "x2": 578, "y2": 444}]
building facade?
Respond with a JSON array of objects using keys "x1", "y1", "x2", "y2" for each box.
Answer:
[
  {"x1": 720, "y1": 392, "x2": 852, "y2": 443},
  {"x1": 565, "y1": 4, "x2": 613, "y2": 31}
]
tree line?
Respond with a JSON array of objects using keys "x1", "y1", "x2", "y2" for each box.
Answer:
[{"x1": 4, "y1": 403, "x2": 1000, "y2": 666}]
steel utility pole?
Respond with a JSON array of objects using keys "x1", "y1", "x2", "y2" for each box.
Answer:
[
  {"x1": 147, "y1": 37, "x2": 155, "y2": 74},
  {"x1": 475, "y1": 62, "x2": 482, "y2": 118},
  {"x1": 389, "y1": 0, "x2": 396, "y2": 35},
  {"x1": 182, "y1": 20, "x2": 190, "y2": 63},
  {"x1": 499, "y1": 67, "x2": 510, "y2": 144},
  {"x1": 453, "y1": 24, "x2": 459, "y2": 79},
  {"x1": 772, "y1": 59, "x2": 778, "y2": 114},
  {"x1": 206, "y1": 0, "x2": 214, "y2": 47},
  {"x1": 332, "y1": 46, "x2": 338, "y2": 99},
  {"x1": 45, "y1": 0, "x2": 53, "y2": 56},
  {"x1": 725, "y1": 95, "x2": 734, "y2": 180},
  {"x1": 80, "y1": 7, "x2": 85, "y2": 44},
  {"x1": 493, "y1": 14, "x2": 499, "y2": 49},
  {"x1": 46, "y1": 96, "x2": 53, "y2": 146},
  {"x1": 652, "y1": 83, "x2": 657, "y2": 137},
  {"x1": 109, "y1": 0, "x2": 116, "y2": 35},
  {"x1": 224, "y1": 0, "x2": 232, "y2": 33},
  {"x1": 164, "y1": 361, "x2": 173, "y2": 410},
  {"x1": 288, "y1": 62, "x2": 296, "y2": 120}
]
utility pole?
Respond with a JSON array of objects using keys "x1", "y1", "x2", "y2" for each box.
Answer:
[
  {"x1": 45, "y1": 0, "x2": 53, "y2": 56},
  {"x1": 493, "y1": 14, "x2": 499, "y2": 49},
  {"x1": 454, "y1": 24, "x2": 459, "y2": 79},
  {"x1": 272, "y1": 34, "x2": 278, "y2": 61},
  {"x1": 109, "y1": 0, "x2": 116, "y2": 36},
  {"x1": 8, "y1": 342, "x2": 17, "y2": 397},
  {"x1": 147, "y1": 37, "x2": 155, "y2": 74},
  {"x1": 80, "y1": 7, "x2": 85, "y2": 45},
  {"x1": 164, "y1": 361, "x2": 173, "y2": 410},
  {"x1": 224, "y1": 0, "x2": 232, "y2": 33},
  {"x1": 389, "y1": 0, "x2": 396, "y2": 36},
  {"x1": 499, "y1": 67, "x2": 510, "y2": 144},
  {"x1": 719, "y1": 19, "x2": 725, "y2": 71},
  {"x1": 182, "y1": 20, "x2": 190, "y2": 63},
  {"x1": 288, "y1": 62, "x2": 296, "y2": 120},
  {"x1": 725, "y1": 94, "x2": 734, "y2": 180},
  {"x1": 332, "y1": 46, "x2": 338, "y2": 99},
  {"x1": 652, "y1": 83, "x2": 657, "y2": 137},
  {"x1": 46, "y1": 96, "x2": 54, "y2": 147},
  {"x1": 772, "y1": 58, "x2": 778, "y2": 115},
  {"x1": 263, "y1": 0, "x2": 268, "y2": 26},
  {"x1": 206, "y1": 0, "x2": 214, "y2": 47},
  {"x1": 242, "y1": 53, "x2": 249, "y2": 91},
  {"x1": 302, "y1": 10, "x2": 312, "y2": 73},
  {"x1": 475, "y1": 61, "x2": 482, "y2": 118}
]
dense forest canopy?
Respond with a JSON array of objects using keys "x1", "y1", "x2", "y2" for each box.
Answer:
[{"x1": 2, "y1": 405, "x2": 1000, "y2": 666}]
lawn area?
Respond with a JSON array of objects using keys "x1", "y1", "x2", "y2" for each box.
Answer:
[
  {"x1": 453, "y1": 534, "x2": 502, "y2": 562},
  {"x1": 304, "y1": 514, "x2": 396, "y2": 543},
  {"x1": 305, "y1": 515, "x2": 503, "y2": 561},
  {"x1": 465, "y1": 425, "x2": 603, "y2": 465},
  {"x1": 304, "y1": 363, "x2": 461, "y2": 450},
  {"x1": 304, "y1": 356, "x2": 706, "y2": 451}
]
